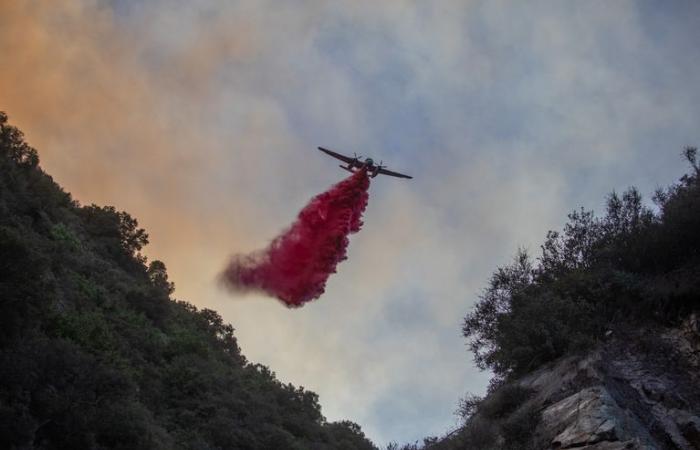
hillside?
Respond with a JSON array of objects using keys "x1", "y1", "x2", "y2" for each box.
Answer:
[
  {"x1": 4, "y1": 108, "x2": 699, "y2": 450},
  {"x1": 401, "y1": 323, "x2": 699, "y2": 450},
  {"x1": 393, "y1": 149, "x2": 700, "y2": 449},
  {"x1": 0, "y1": 112, "x2": 376, "y2": 450}
]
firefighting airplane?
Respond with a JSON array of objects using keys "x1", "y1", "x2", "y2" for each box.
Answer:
[{"x1": 318, "y1": 147, "x2": 413, "y2": 179}]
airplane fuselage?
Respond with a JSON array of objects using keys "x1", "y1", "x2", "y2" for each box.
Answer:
[{"x1": 341, "y1": 158, "x2": 381, "y2": 177}]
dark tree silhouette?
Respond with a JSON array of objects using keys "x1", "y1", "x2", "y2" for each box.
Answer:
[{"x1": 0, "y1": 112, "x2": 376, "y2": 450}]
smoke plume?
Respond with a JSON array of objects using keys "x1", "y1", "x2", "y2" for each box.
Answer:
[{"x1": 222, "y1": 170, "x2": 370, "y2": 307}]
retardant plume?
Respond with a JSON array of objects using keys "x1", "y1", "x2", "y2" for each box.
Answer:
[{"x1": 222, "y1": 169, "x2": 371, "y2": 307}]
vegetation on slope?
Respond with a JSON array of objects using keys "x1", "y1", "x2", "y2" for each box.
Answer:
[
  {"x1": 392, "y1": 149, "x2": 700, "y2": 450},
  {"x1": 464, "y1": 147, "x2": 700, "y2": 381},
  {"x1": 0, "y1": 112, "x2": 376, "y2": 450}
]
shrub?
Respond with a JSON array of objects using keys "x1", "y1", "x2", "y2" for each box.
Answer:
[
  {"x1": 477, "y1": 384, "x2": 534, "y2": 420},
  {"x1": 500, "y1": 403, "x2": 540, "y2": 450},
  {"x1": 464, "y1": 150, "x2": 700, "y2": 377}
]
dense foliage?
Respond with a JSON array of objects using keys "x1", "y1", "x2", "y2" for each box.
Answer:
[
  {"x1": 463, "y1": 147, "x2": 700, "y2": 380},
  {"x1": 0, "y1": 112, "x2": 376, "y2": 450},
  {"x1": 391, "y1": 151, "x2": 700, "y2": 450},
  {"x1": 389, "y1": 383, "x2": 540, "y2": 450}
]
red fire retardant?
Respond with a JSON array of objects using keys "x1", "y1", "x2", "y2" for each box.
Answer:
[{"x1": 222, "y1": 170, "x2": 370, "y2": 307}]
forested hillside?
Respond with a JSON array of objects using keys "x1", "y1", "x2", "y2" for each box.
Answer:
[
  {"x1": 5, "y1": 107, "x2": 699, "y2": 450},
  {"x1": 393, "y1": 149, "x2": 700, "y2": 449},
  {"x1": 0, "y1": 112, "x2": 376, "y2": 450},
  {"x1": 463, "y1": 147, "x2": 700, "y2": 382}
]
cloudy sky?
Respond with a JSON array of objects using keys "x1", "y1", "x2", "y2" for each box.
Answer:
[{"x1": 2, "y1": 1, "x2": 700, "y2": 445}]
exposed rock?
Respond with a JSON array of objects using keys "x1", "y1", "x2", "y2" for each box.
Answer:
[
  {"x1": 664, "y1": 314, "x2": 700, "y2": 371},
  {"x1": 642, "y1": 379, "x2": 667, "y2": 403},
  {"x1": 508, "y1": 326, "x2": 700, "y2": 450},
  {"x1": 580, "y1": 439, "x2": 644, "y2": 449},
  {"x1": 542, "y1": 386, "x2": 641, "y2": 448},
  {"x1": 680, "y1": 420, "x2": 700, "y2": 449},
  {"x1": 520, "y1": 352, "x2": 603, "y2": 406},
  {"x1": 669, "y1": 410, "x2": 700, "y2": 449}
]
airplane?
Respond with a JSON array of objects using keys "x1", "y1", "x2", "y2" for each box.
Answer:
[{"x1": 318, "y1": 147, "x2": 413, "y2": 179}]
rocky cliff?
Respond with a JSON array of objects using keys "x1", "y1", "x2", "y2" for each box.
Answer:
[
  {"x1": 421, "y1": 148, "x2": 700, "y2": 450},
  {"x1": 413, "y1": 318, "x2": 700, "y2": 450},
  {"x1": 517, "y1": 315, "x2": 700, "y2": 449}
]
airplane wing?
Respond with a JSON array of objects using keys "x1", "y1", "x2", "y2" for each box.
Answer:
[
  {"x1": 377, "y1": 167, "x2": 413, "y2": 179},
  {"x1": 318, "y1": 147, "x2": 354, "y2": 164}
]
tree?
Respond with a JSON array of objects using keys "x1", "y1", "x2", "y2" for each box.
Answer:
[
  {"x1": 464, "y1": 150, "x2": 700, "y2": 378},
  {"x1": 0, "y1": 111, "x2": 39, "y2": 168},
  {"x1": 0, "y1": 114, "x2": 377, "y2": 449},
  {"x1": 147, "y1": 260, "x2": 174, "y2": 295}
]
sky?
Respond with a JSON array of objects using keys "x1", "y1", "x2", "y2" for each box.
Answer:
[{"x1": 2, "y1": 1, "x2": 700, "y2": 445}]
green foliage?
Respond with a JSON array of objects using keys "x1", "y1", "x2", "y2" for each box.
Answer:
[
  {"x1": 50, "y1": 310, "x2": 116, "y2": 352},
  {"x1": 0, "y1": 225, "x2": 51, "y2": 342},
  {"x1": 499, "y1": 402, "x2": 540, "y2": 450},
  {"x1": 456, "y1": 393, "x2": 482, "y2": 422},
  {"x1": 0, "y1": 113, "x2": 376, "y2": 449},
  {"x1": 476, "y1": 384, "x2": 534, "y2": 421},
  {"x1": 148, "y1": 260, "x2": 175, "y2": 295},
  {"x1": 458, "y1": 416, "x2": 499, "y2": 450},
  {"x1": 464, "y1": 149, "x2": 700, "y2": 379},
  {"x1": 390, "y1": 384, "x2": 538, "y2": 450},
  {"x1": 0, "y1": 111, "x2": 38, "y2": 168},
  {"x1": 50, "y1": 222, "x2": 82, "y2": 251},
  {"x1": 78, "y1": 204, "x2": 149, "y2": 266}
]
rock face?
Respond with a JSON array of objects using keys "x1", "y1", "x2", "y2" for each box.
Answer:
[
  {"x1": 516, "y1": 319, "x2": 700, "y2": 449},
  {"x1": 543, "y1": 387, "x2": 639, "y2": 448}
]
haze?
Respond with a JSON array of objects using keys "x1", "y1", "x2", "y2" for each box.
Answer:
[{"x1": 2, "y1": 1, "x2": 699, "y2": 445}]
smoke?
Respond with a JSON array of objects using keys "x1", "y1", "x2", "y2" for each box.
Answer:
[{"x1": 222, "y1": 170, "x2": 370, "y2": 307}]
